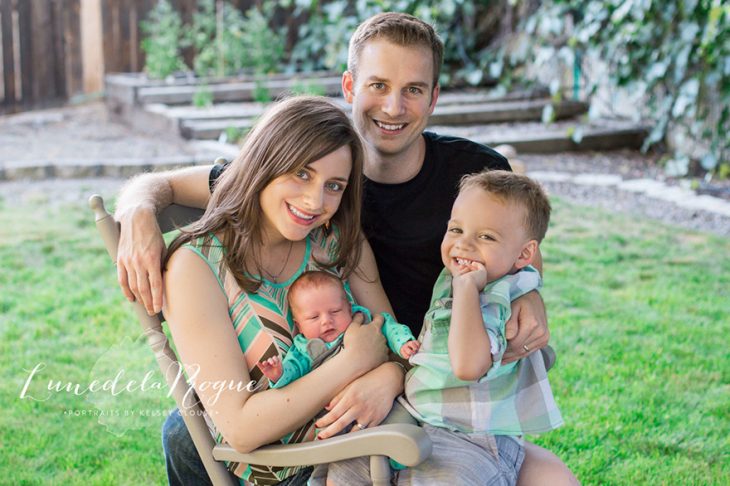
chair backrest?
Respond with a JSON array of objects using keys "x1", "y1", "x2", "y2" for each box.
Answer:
[{"x1": 89, "y1": 194, "x2": 238, "y2": 486}]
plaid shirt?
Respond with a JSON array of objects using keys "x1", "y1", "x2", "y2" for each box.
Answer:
[{"x1": 399, "y1": 266, "x2": 563, "y2": 435}]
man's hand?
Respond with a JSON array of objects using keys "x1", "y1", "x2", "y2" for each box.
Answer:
[
  {"x1": 502, "y1": 290, "x2": 549, "y2": 364},
  {"x1": 116, "y1": 206, "x2": 166, "y2": 315}
]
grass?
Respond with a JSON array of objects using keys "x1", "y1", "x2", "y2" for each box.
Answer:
[{"x1": 1, "y1": 187, "x2": 728, "y2": 485}]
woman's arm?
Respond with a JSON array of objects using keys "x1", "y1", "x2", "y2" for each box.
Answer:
[{"x1": 164, "y1": 248, "x2": 388, "y2": 452}]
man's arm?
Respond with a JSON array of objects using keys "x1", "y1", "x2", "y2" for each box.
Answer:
[{"x1": 114, "y1": 165, "x2": 214, "y2": 315}]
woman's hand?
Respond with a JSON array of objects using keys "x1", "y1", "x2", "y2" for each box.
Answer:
[
  {"x1": 341, "y1": 313, "x2": 388, "y2": 375},
  {"x1": 315, "y1": 362, "x2": 404, "y2": 439}
]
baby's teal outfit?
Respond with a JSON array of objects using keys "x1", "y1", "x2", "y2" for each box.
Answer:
[{"x1": 269, "y1": 305, "x2": 415, "y2": 389}]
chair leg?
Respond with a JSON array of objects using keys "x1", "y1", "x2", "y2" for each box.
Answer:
[{"x1": 370, "y1": 455, "x2": 391, "y2": 486}]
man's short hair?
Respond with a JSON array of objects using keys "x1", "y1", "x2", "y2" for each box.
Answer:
[
  {"x1": 459, "y1": 170, "x2": 552, "y2": 242},
  {"x1": 348, "y1": 12, "x2": 444, "y2": 89}
]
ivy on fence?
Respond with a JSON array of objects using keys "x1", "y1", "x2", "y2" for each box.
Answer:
[{"x1": 527, "y1": 0, "x2": 729, "y2": 175}]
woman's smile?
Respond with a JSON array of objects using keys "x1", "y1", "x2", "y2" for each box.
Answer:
[{"x1": 286, "y1": 203, "x2": 319, "y2": 225}]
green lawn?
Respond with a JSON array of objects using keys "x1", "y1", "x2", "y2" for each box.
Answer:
[{"x1": 1, "y1": 187, "x2": 728, "y2": 485}]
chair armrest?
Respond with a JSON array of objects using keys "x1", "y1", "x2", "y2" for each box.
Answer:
[{"x1": 212, "y1": 424, "x2": 431, "y2": 467}]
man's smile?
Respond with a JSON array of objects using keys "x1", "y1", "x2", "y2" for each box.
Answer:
[{"x1": 374, "y1": 119, "x2": 407, "y2": 132}]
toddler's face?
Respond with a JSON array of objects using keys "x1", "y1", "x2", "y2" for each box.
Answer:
[
  {"x1": 290, "y1": 283, "x2": 352, "y2": 342},
  {"x1": 441, "y1": 186, "x2": 530, "y2": 283}
]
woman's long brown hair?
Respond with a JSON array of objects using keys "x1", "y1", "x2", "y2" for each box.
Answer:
[{"x1": 165, "y1": 96, "x2": 364, "y2": 293}]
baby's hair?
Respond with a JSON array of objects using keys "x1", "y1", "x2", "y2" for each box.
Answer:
[
  {"x1": 288, "y1": 270, "x2": 348, "y2": 306},
  {"x1": 459, "y1": 170, "x2": 551, "y2": 242}
]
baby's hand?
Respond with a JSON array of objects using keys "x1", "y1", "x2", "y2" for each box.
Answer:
[
  {"x1": 400, "y1": 340, "x2": 420, "y2": 359},
  {"x1": 258, "y1": 356, "x2": 283, "y2": 382}
]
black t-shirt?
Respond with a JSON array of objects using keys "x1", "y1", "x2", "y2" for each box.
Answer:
[{"x1": 209, "y1": 131, "x2": 509, "y2": 334}]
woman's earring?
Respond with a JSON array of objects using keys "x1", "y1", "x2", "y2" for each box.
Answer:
[{"x1": 324, "y1": 220, "x2": 331, "y2": 235}]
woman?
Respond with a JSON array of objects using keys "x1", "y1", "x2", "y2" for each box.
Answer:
[{"x1": 163, "y1": 96, "x2": 403, "y2": 484}]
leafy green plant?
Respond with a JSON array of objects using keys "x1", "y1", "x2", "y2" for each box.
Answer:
[
  {"x1": 281, "y1": 0, "x2": 523, "y2": 86},
  {"x1": 220, "y1": 125, "x2": 248, "y2": 144},
  {"x1": 236, "y1": 4, "x2": 286, "y2": 75},
  {"x1": 140, "y1": 0, "x2": 187, "y2": 79},
  {"x1": 252, "y1": 81, "x2": 272, "y2": 103},
  {"x1": 526, "y1": 0, "x2": 729, "y2": 175},
  {"x1": 186, "y1": 0, "x2": 219, "y2": 77},
  {"x1": 186, "y1": 0, "x2": 285, "y2": 77},
  {"x1": 289, "y1": 79, "x2": 327, "y2": 97},
  {"x1": 192, "y1": 84, "x2": 214, "y2": 108}
]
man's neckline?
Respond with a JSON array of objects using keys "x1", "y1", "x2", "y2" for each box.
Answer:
[{"x1": 364, "y1": 134, "x2": 429, "y2": 185}]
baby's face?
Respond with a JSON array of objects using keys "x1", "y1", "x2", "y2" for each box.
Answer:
[{"x1": 290, "y1": 283, "x2": 353, "y2": 342}]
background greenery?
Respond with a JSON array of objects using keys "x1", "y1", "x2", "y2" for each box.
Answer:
[
  {"x1": 141, "y1": 0, "x2": 728, "y2": 177},
  {"x1": 1, "y1": 186, "x2": 728, "y2": 484}
]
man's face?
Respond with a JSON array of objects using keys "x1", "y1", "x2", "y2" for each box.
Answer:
[{"x1": 342, "y1": 39, "x2": 439, "y2": 160}]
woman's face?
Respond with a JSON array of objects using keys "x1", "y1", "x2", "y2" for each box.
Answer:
[{"x1": 259, "y1": 145, "x2": 353, "y2": 244}]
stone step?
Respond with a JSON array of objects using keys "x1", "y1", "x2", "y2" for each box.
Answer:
[
  {"x1": 429, "y1": 99, "x2": 588, "y2": 125},
  {"x1": 177, "y1": 97, "x2": 589, "y2": 140},
  {"x1": 144, "y1": 87, "x2": 554, "y2": 126},
  {"x1": 106, "y1": 70, "x2": 339, "y2": 90},
  {"x1": 136, "y1": 76, "x2": 344, "y2": 105},
  {"x1": 429, "y1": 120, "x2": 650, "y2": 153}
]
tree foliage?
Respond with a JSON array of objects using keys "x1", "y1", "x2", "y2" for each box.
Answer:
[
  {"x1": 280, "y1": 0, "x2": 526, "y2": 86},
  {"x1": 140, "y1": 0, "x2": 186, "y2": 79},
  {"x1": 185, "y1": 0, "x2": 285, "y2": 77},
  {"x1": 140, "y1": 0, "x2": 727, "y2": 173},
  {"x1": 142, "y1": 0, "x2": 284, "y2": 78},
  {"x1": 527, "y1": 0, "x2": 729, "y2": 173}
]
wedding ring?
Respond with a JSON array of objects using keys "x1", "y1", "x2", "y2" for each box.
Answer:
[
  {"x1": 523, "y1": 344, "x2": 530, "y2": 352},
  {"x1": 356, "y1": 423, "x2": 367, "y2": 430}
]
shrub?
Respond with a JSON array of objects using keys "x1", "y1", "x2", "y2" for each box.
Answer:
[
  {"x1": 185, "y1": 0, "x2": 285, "y2": 77},
  {"x1": 526, "y1": 0, "x2": 729, "y2": 175},
  {"x1": 140, "y1": 0, "x2": 187, "y2": 79}
]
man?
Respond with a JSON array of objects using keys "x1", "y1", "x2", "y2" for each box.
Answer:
[{"x1": 115, "y1": 12, "x2": 574, "y2": 486}]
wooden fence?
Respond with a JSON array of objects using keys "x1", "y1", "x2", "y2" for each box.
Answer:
[{"x1": 0, "y1": 0, "x2": 254, "y2": 114}]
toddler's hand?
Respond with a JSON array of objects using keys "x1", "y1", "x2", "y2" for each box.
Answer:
[
  {"x1": 258, "y1": 356, "x2": 283, "y2": 382},
  {"x1": 452, "y1": 261, "x2": 488, "y2": 291},
  {"x1": 400, "y1": 340, "x2": 420, "y2": 359}
]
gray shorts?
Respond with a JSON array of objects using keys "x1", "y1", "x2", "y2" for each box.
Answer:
[{"x1": 326, "y1": 424, "x2": 525, "y2": 485}]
